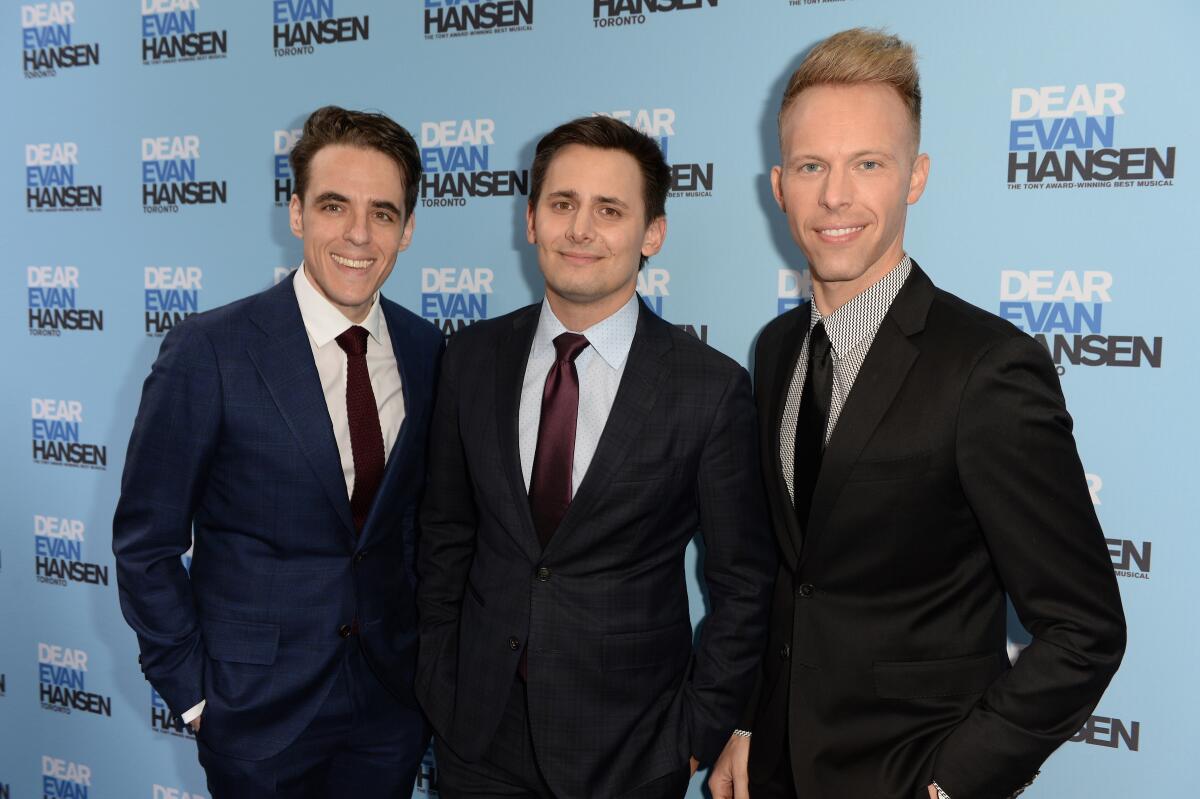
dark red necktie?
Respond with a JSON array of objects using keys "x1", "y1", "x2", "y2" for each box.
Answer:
[
  {"x1": 528, "y1": 332, "x2": 590, "y2": 550},
  {"x1": 335, "y1": 326, "x2": 386, "y2": 534}
]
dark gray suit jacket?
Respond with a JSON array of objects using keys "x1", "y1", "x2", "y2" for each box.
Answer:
[{"x1": 417, "y1": 298, "x2": 775, "y2": 799}]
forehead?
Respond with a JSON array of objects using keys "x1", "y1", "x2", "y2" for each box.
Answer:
[
  {"x1": 542, "y1": 144, "x2": 645, "y2": 203},
  {"x1": 305, "y1": 144, "x2": 405, "y2": 199},
  {"x1": 780, "y1": 83, "x2": 915, "y2": 156}
]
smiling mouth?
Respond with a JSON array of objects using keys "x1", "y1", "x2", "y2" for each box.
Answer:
[
  {"x1": 331, "y1": 254, "x2": 373, "y2": 270},
  {"x1": 817, "y1": 225, "x2": 865, "y2": 238},
  {"x1": 560, "y1": 251, "x2": 601, "y2": 264}
]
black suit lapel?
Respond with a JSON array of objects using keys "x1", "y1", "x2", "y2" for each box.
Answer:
[
  {"x1": 765, "y1": 308, "x2": 808, "y2": 568},
  {"x1": 246, "y1": 275, "x2": 356, "y2": 539},
  {"x1": 494, "y1": 305, "x2": 543, "y2": 561},
  {"x1": 547, "y1": 299, "x2": 672, "y2": 554},
  {"x1": 801, "y1": 265, "x2": 934, "y2": 566}
]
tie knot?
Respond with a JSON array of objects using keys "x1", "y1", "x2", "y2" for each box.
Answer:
[
  {"x1": 335, "y1": 325, "x2": 370, "y2": 357},
  {"x1": 809, "y1": 321, "x2": 830, "y2": 361},
  {"x1": 553, "y1": 332, "x2": 590, "y2": 364}
]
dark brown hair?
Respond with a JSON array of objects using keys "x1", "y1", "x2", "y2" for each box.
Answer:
[
  {"x1": 529, "y1": 115, "x2": 671, "y2": 227},
  {"x1": 289, "y1": 105, "x2": 422, "y2": 216}
]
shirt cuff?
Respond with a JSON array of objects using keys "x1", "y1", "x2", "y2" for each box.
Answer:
[{"x1": 180, "y1": 699, "x2": 205, "y2": 724}]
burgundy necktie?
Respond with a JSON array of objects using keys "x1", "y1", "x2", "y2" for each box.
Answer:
[
  {"x1": 528, "y1": 332, "x2": 590, "y2": 550},
  {"x1": 335, "y1": 326, "x2": 386, "y2": 534}
]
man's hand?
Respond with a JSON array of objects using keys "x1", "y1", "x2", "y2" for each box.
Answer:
[
  {"x1": 690, "y1": 756, "x2": 699, "y2": 777},
  {"x1": 189, "y1": 715, "x2": 202, "y2": 733},
  {"x1": 708, "y1": 734, "x2": 751, "y2": 799},
  {"x1": 927, "y1": 785, "x2": 938, "y2": 799}
]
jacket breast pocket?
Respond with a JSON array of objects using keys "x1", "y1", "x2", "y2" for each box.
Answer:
[
  {"x1": 872, "y1": 652, "x2": 1006, "y2": 699},
  {"x1": 611, "y1": 456, "x2": 688, "y2": 486},
  {"x1": 602, "y1": 620, "x2": 692, "y2": 671},
  {"x1": 202, "y1": 618, "x2": 280, "y2": 665},
  {"x1": 846, "y1": 451, "x2": 932, "y2": 483}
]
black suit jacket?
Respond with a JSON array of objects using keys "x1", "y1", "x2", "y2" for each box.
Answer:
[
  {"x1": 747, "y1": 264, "x2": 1125, "y2": 799},
  {"x1": 416, "y1": 299, "x2": 775, "y2": 799}
]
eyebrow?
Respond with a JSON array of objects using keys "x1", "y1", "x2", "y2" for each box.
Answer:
[
  {"x1": 789, "y1": 149, "x2": 893, "y2": 163},
  {"x1": 547, "y1": 189, "x2": 629, "y2": 208},
  {"x1": 312, "y1": 191, "x2": 403, "y2": 217}
]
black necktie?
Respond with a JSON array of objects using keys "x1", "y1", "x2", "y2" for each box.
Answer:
[{"x1": 793, "y1": 321, "x2": 832, "y2": 528}]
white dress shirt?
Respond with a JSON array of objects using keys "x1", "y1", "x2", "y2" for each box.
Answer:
[
  {"x1": 181, "y1": 263, "x2": 405, "y2": 725},
  {"x1": 519, "y1": 292, "x2": 640, "y2": 495}
]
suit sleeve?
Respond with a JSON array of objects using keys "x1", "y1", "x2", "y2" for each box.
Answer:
[
  {"x1": 933, "y1": 334, "x2": 1126, "y2": 798},
  {"x1": 686, "y1": 366, "x2": 777, "y2": 765},
  {"x1": 112, "y1": 320, "x2": 222, "y2": 718},
  {"x1": 415, "y1": 333, "x2": 479, "y2": 735}
]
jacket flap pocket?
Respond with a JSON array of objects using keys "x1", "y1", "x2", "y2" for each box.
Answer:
[
  {"x1": 873, "y1": 652, "x2": 1004, "y2": 699},
  {"x1": 203, "y1": 618, "x2": 280, "y2": 665},
  {"x1": 602, "y1": 621, "x2": 691, "y2": 671},
  {"x1": 847, "y1": 451, "x2": 932, "y2": 483}
]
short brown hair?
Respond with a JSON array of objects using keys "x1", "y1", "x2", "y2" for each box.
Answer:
[
  {"x1": 529, "y1": 115, "x2": 671, "y2": 228},
  {"x1": 289, "y1": 105, "x2": 422, "y2": 217},
  {"x1": 779, "y1": 28, "x2": 921, "y2": 148}
]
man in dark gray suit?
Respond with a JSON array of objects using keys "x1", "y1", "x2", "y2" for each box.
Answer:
[{"x1": 416, "y1": 115, "x2": 776, "y2": 799}]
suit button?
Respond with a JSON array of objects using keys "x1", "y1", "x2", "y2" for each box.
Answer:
[
  {"x1": 797, "y1": 583, "x2": 815, "y2": 598},
  {"x1": 536, "y1": 567, "x2": 551, "y2": 581},
  {"x1": 508, "y1": 636, "x2": 521, "y2": 651},
  {"x1": 780, "y1": 644, "x2": 791, "y2": 660},
  {"x1": 338, "y1": 624, "x2": 353, "y2": 639},
  {"x1": 354, "y1": 550, "x2": 367, "y2": 563}
]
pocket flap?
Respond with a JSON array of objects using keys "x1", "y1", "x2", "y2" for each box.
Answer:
[
  {"x1": 203, "y1": 618, "x2": 280, "y2": 665},
  {"x1": 602, "y1": 621, "x2": 691, "y2": 671},
  {"x1": 847, "y1": 451, "x2": 931, "y2": 482},
  {"x1": 873, "y1": 652, "x2": 1004, "y2": 699}
]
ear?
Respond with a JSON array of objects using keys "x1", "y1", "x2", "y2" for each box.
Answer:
[
  {"x1": 397, "y1": 213, "x2": 415, "y2": 253},
  {"x1": 288, "y1": 194, "x2": 304, "y2": 240},
  {"x1": 640, "y1": 215, "x2": 667, "y2": 258},
  {"x1": 525, "y1": 202, "x2": 537, "y2": 245},
  {"x1": 770, "y1": 165, "x2": 786, "y2": 212},
  {"x1": 907, "y1": 153, "x2": 930, "y2": 205}
]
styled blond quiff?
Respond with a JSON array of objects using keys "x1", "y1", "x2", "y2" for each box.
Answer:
[{"x1": 779, "y1": 28, "x2": 922, "y2": 148}]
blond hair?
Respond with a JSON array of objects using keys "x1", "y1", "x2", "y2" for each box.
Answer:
[{"x1": 779, "y1": 28, "x2": 921, "y2": 146}]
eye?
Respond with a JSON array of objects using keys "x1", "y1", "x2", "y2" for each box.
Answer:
[
  {"x1": 321, "y1": 202, "x2": 343, "y2": 213},
  {"x1": 798, "y1": 162, "x2": 823, "y2": 174},
  {"x1": 598, "y1": 206, "x2": 621, "y2": 218},
  {"x1": 373, "y1": 210, "x2": 395, "y2": 222},
  {"x1": 860, "y1": 160, "x2": 881, "y2": 170},
  {"x1": 550, "y1": 200, "x2": 573, "y2": 212}
]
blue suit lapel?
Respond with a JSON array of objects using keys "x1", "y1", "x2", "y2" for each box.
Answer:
[
  {"x1": 358, "y1": 298, "x2": 422, "y2": 546},
  {"x1": 246, "y1": 275, "x2": 356, "y2": 539}
]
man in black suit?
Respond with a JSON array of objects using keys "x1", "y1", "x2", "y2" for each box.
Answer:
[
  {"x1": 709, "y1": 29, "x2": 1126, "y2": 799},
  {"x1": 417, "y1": 115, "x2": 776, "y2": 799}
]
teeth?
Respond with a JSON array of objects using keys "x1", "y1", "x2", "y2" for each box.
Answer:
[
  {"x1": 820, "y1": 226, "x2": 864, "y2": 237},
  {"x1": 331, "y1": 254, "x2": 371, "y2": 269}
]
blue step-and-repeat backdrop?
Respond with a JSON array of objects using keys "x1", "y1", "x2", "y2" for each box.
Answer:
[{"x1": 2, "y1": 1, "x2": 1197, "y2": 797}]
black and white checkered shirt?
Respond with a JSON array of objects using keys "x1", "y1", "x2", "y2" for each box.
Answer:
[{"x1": 780, "y1": 255, "x2": 912, "y2": 502}]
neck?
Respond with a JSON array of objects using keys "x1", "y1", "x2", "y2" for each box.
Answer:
[
  {"x1": 544, "y1": 287, "x2": 635, "y2": 332},
  {"x1": 810, "y1": 249, "x2": 905, "y2": 316}
]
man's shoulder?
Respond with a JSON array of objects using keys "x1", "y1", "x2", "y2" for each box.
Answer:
[
  {"x1": 925, "y1": 286, "x2": 1031, "y2": 352},
  {"x1": 445, "y1": 302, "x2": 538, "y2": 352},
  {"x1": 380, "y1": 294, "x2": 444, "y2": 353},
  {"x1": 641, "y1": 310, "x2": 748, "y2": 387}
]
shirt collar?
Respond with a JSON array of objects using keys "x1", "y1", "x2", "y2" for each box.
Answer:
[
  {"x1": 534, "y1": 292, "x2": 640, "y2": 370},
  {"x1": 809, "y1": 255, "x2": 912, "y2": 356},
  {"x1": 293, "y1": 262, "x2": 384, "y2": 347}
]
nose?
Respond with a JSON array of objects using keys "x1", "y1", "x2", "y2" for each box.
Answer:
[
  {"x1": 818, "y1": 165, "x2": 852, "y2": 212},
  {"x1": 343, "y1": 206, "x2": 370, "y2": 246},
  {"x1": 566, "y1": 208, "x2": 594, "y2": 243}
]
